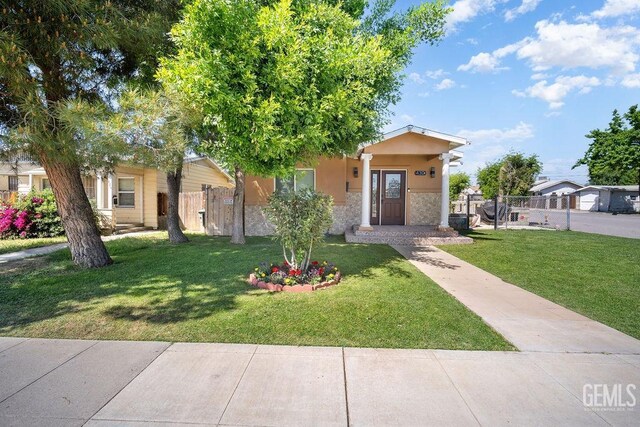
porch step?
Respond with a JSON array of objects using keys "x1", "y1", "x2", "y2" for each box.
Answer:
[
  {"x1": 352, "y1": 225, "x2": 460, "y2": 238},
  {"x1": 345, "y1": 227, "x2": 473, "y2": 246}
]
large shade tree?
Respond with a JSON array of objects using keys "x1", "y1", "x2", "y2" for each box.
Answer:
[
  {"x1": 0, "y1": 1, "x2": 180, "y2": 267},
  {"x1": 158, "y1": 0, "x2": 449, "y2": 244},
  {"x1": 574, "y1": 105, "x2": 640, "y2": 192}
]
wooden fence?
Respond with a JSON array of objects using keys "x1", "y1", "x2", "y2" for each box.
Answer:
[
  {"x1": 178, "y1": 187, "x2": 234, "y2": 236},
  {"x1": 0, "y1": 191, "x2": 17, "y2": 203}
]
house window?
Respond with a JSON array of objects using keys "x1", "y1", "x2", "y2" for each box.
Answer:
[
  {"x1": 41, "y1": 178, "x2": 51, "y2": 190},
  {"x1": 118, "y1": 178, "x2": 135, "y2": 207},
  {"x1": 82, "y1": 176, "x2": 96, "y2": 200},
  {"x1": 8, "y1": 176, "x2": 18, "y2": 191},
  {"x1": 275, "y1": 169, "x2": 315, "y2": 194}
]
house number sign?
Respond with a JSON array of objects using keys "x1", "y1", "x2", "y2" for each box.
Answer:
[
  {"x1": 223, "y1": 197, "x2": 234, "y2": 205},
  {"x1": 414, "y1": 170, "x2": 427, "y2": 176}
]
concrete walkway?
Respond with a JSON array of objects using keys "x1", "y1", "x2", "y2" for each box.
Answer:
[
  {"x1": 0, "y1": 231, "x2": 158, "y2": 264},
  {"x1": 0, "y1": 338, "x2": 638, "y2": 426},
  {"x1": 393, "y1": 245, "x2": 640, "y2": 354}
]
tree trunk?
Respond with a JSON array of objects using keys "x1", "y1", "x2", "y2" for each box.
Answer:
[
  {"x1": 231, "y1": 166, "x2": 245, "y2": 244},
  {"x1": 39, "y1": 156, "x2": 112, "y2": 268},
  {"x1": 166, "y1": 166, "x2": 189, "y2": 244}
]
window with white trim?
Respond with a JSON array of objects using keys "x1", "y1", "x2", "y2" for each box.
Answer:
[
  {"x1": 118, "y1": 178, "x2": 135, "y2": 207},
  {"x1": 8, "y1": 176, "x2": 18, "y2": 191},
  {"x1": 82, "y1": 176, "x2": 96, "y2": 200},
  {"x1": 41, "y1": 178, "x2": 51, "y2": 190},
  {"x1": 275, "y1": 169, "x2": 315, "y2": 194}
]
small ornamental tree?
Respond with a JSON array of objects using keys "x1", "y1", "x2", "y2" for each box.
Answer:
[{"x1": 264, "y1": 189, "x2": 333, "y2": 271}]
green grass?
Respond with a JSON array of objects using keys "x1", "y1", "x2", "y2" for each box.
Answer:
[
  {"x1": 439, "y1": 229, "x2": 640, "y2": 339},
  {"x1": 0, "y1": 233, "x2": 512, "y2": 350},
  {"x1": 0, "y1": 236, "x2": 67, "y2": 255}
]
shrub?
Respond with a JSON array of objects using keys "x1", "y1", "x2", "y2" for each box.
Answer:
[
  {"x1": 0, "y1": 189, "x2": 64, "y2": 239},
  {"x1": 264, "y1": 188, "x2": 333, "y2": 271}
]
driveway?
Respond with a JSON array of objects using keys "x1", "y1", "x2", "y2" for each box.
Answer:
[
  {"x1": 570, "y1": 210, "x2": 640, "y2": 239},
  {"x1": 0, "y1": 338, "x2": 638, "y2": 426}
]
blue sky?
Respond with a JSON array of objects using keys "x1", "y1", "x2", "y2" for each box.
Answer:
[{"x1": 387, "y1": 0, "x2": 640, "y2": 183}]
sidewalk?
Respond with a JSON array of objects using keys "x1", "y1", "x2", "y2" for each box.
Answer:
[
  {"x1": 0, "y1": 231, "x2": 158, "y2": 264},
  {"x1": 0, "y1": 338, "x2": 638, "y2": 426},
  {"x1": 393, "y1": 245, "x2": 640, "y2": 354}
]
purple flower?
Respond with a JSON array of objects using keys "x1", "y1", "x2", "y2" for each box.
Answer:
[
  {"x1": 31, "y1": 197, "x2": 44, "y2": 205},
  {"x1": 0, "y1": 207, "x2": 17, "y2": 233},
  {"x1": 13, "y1": 210, "x2": 31, "y2": 231}
]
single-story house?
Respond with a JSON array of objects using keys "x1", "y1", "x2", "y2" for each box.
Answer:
[
  {"x1": 573, "y1": 185, "x2": 640, "y2": 213},
  {"x1": 244, "y1": 125, "x2": 467, "y2": 235},
  {"x1": 529, "y1": 179, "x2": 582, "y2": 197},
  {"x1": 0, "y1": 155, "x2": 233, "y2": 229}
]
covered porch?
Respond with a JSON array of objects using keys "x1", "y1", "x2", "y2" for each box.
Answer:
[{"x1": 346, "y1": 125, "x2": 466, "y2": 239}]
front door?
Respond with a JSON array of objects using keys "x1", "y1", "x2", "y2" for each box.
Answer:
[{"x1": 381, "y1": 171, "x2": 406, "y2": 225}]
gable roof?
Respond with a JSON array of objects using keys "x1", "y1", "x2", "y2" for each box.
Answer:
[
  {"x1": 575, "y1": 185, "x2": 639, "y2": 192},
  {"x1": 183, "y1": 156, "x2": 234, "y2": 183},
  {"x1": 356, "y1": 124, "x2": 468, "y2": 161},
  {"x1": 529, "y1": 179, "x2": 582, "y2": 193}
]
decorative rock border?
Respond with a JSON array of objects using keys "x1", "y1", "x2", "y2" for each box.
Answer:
[{"x1": 247, "y1": 272, "x2": 341, "y2": 293}]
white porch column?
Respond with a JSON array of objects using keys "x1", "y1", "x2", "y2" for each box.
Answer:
[
  {"x1": 359, "y1": 153, "x2": 374, "y2": 230},
  {"x1": 107, "y1": 173, "x2": 114, "y2": 209},
  {"x1": 28, "y1": 173, "x2": 33, "y2": 190},
  {"x1": 439, "y1": 152, "x2": 453, "y2": 229},
  {"x1": 96, "y1": 173, "x2": 104, "y2": 209}
]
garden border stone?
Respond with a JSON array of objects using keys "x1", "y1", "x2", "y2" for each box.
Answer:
[{"x1": 248, "y1": 272, "x2": 341, "y2": 293}]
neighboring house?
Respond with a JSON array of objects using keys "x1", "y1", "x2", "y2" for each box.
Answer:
[
  {"x1": 459, "y1": 185, "x2": 482, "y2": 201},
  {"x1": 244, "y1": 125, "x2": 467, "y2": 235},
  {"x1": 0, "y1": 155, "x2": 234, "y2": 229},
  {"x1": 529, "y1": 179, "x2": 582, "y2": 197},
  {"x1": 574, "y1": 185, "x2": 640, "y2": 213}
]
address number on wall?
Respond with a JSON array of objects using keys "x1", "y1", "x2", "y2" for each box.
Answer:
[{"x1": 414, "y1": 170, "x2": 427, "y2": 176}]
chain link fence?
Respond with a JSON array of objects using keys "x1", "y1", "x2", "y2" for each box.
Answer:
[{"x1": 500, "y1": 195, "x2": 573, "y2": 230}]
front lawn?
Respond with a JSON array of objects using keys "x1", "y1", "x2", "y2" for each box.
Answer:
[
  {"x1": 0, "y1": 236, "x2": 67, "y2": 255},
  {"x1": 0, "y1": 233, "x2": 512, "y2": 350},
  {"x1": 439, "y1": 230, "x2": 640, "y2": 339}
]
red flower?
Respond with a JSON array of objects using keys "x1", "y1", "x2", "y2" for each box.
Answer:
[
  {"x1": 271, "y1": 266, "x2": 279, "y2": 273},
  {"x1": 319, "y1": 267, "x2": 324, "y2": 275},
  {"x1": 311, "y1": 261, "x2": 319, "y2": 266}
]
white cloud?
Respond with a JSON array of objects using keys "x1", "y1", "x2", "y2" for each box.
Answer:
[
  {"x1": 592, "y1": 0, "x2": 640, "y2": 19},
  {"x1": 621, "y1": 73, "x2": 640, "y2": 87},
  {"x1": 458, "y1": 52, "x2": 506, "y2": 73},
  {"x1": 435, "y1": 78, "x2": 457, "y2": 90},
  {"x1": 504, "y1": 0, "x2": 542, "y2": 22},
  {"x1": 408, "y1": 72, "x2": 426, "y2": 84},
  {"x1": 531, "y1": 72, "x2": 550, "y2": 80},
  {"x1": 514, "y1": 75, "x2": 601, "y2": 109},
  {"x1": 458, "y1": 20, "x2": 640, "y2": 76},
  {"x1": 457, "y1": 122, "x2": 534, "y2": 144},
  {"x1": 467, "y1": 38, "x2": 479, "y2": 45},
  {"x1": 445, "y1": 0, "x2": 508, "y2": 32},
  {"x1": 425, "y1": 69, "x2": 448, "y2": 79},
  {"x1": 516, "y1": 20, "x2": 640, "y2": 74}
]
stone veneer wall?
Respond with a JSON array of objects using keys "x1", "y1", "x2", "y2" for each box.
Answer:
[
  {"x1": 409, "y1": 192, "x2": 441, "y2": 225},
  {"x1": 244, "y1": 194, "x2": 361, "y2": 236}
]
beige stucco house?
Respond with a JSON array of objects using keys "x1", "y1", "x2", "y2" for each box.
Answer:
[
  {"x1": 245, "y1": 125, "x2": 467, "y2": 235},
  {"x1": 0, "y1": 156, "x2": 233, "y2": 229}
]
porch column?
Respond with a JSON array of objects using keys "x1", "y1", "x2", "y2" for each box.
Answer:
[
  {"x1": 359, "y1": 153, "x2": 374, "y2": 230},
  {"x1": 439, "y1": 152, "x2": 453, "y2": 229},
  {"x1": 107, "y1": 173, "x2": 114, "y2": 209},
  {"x1": 96, "y1": 174, "x2": 104, "y2": 209},
  {"x1": 28, "y1": 173, "x2": 33, "y2": 190}
]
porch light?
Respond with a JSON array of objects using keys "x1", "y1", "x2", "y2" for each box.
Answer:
[
  {"x1": 353, "y1": 167, "x2": 358, "y2": 178},
  {"x1": 430, "y1": 167, "x2": 436, "y2": 178}
]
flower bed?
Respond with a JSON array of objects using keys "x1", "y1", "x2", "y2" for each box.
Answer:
[{"x1": 248, "y1": 261, "x2": 341, "y2": 293}]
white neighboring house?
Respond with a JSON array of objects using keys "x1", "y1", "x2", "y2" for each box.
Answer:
[
  {"x1": 573, "y1": 185, "x2": 640, "y2": 213},
  {"x1": 529, "y1": 179, "x2": 582, "y2": 197}
]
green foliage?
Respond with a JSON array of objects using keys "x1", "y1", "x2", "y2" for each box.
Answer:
[
  {"x1": 477, "y1": 152, "x2": 542, "y2": 198},
  {"x1": 158, "y1": 0, "x2": 449, "y2": 176},
  {"x1": 3, "y1": 189, "x2": 64, "y2": 238},
  {"x1": 264, "y1": 189, "x2": 333, "y2": 271},
  {"x1": 574, "y1": 105, "x2": 640, "y2": 188},
  {"x1": 0, "y1": 0, "x2": 181, "y2": 165},
  {"x1": 476, "y1": 161, "x2": 501, "y2": 200},
  {"x1": 449, "y1": 172, "x2": 471, "y2": 202}
]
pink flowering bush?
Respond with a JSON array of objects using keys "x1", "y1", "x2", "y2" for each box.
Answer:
[{"x1": 0, "y1": 189, "x2": 64, "y2": 239}]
